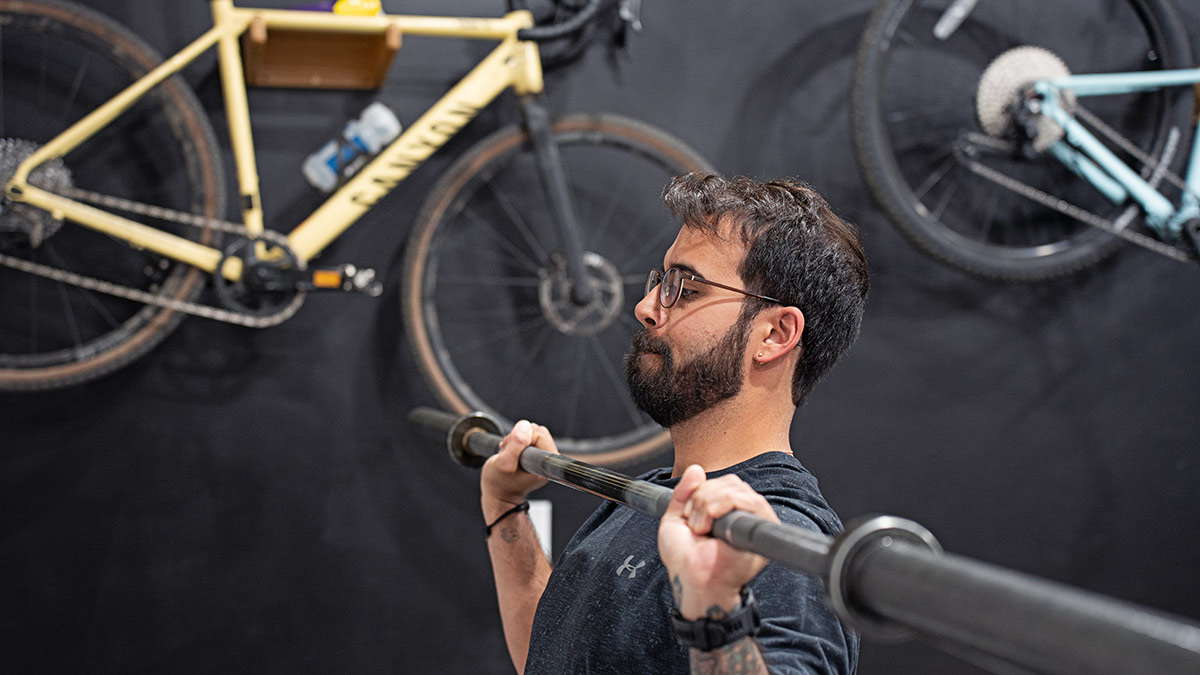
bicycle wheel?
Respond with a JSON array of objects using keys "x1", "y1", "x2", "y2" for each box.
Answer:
[
  {"x1": 851, "y1": 0, "x2": 1193, "y2": 280},
  {"x1": 0, "y1": 0, "x2": 226, "y2": 389},
  {"x1": 403, "y1": 113, "x2": 713, "y2": 466}
]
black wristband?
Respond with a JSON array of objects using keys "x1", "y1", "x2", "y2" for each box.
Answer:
[
  {"x1": 484, "y1": 501, "x2": 530, "y2": 538},
  {"x1": 671, "y1": 587, "x2": 761, "y2": 652}
]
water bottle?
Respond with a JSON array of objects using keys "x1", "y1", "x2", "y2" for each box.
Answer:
[{"x1": 303, "y1": 102, "x2": 402, "y2": 193}]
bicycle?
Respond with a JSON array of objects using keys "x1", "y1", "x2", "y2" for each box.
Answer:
[
  {"x1": 0, "y1": 0, "x2": 713, "y2": 466},
  {"x1": 851, "y1": 0, "x2": 1200, "y2": 281}
]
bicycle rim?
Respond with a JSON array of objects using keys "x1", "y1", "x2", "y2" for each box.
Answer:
[
  {"x1": 851, "y1": 0, "x2": 1192, "y2": 281},
  {"x1": 0, "y1": 0, "x2": 226, "y2": 389},
  {"x1": 404, "y1": 113, "x2": 713, "y2": 466}
]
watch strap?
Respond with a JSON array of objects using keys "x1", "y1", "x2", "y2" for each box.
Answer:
[{"x1": 671, "y1": 587, "x2": 761, "y2": 651}]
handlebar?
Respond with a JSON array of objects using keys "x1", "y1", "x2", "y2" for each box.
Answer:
[{"x1": 514, "y1": 0, "x2": 612, "y2": 42}]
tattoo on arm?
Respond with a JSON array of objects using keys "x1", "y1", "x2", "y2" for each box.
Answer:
[
  {"x1": 672, "y1": 575, "x2": 684, "y2": 607},
  {"x1": 705, "y1": 603, "x2": 731, "y2": 620},
  {"x1": 690, "y1": 638, "x2": 768, "y2": 675},
  {"x1": 499, "y1": 526, "x2": 521, "y2": 543}
]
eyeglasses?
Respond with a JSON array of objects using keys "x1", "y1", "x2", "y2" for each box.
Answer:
[{"x1": 645, "y1": 267, "x2": 781, "y2": 309}]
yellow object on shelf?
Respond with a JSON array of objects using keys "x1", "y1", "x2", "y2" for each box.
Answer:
[{"x1": 333, "y1": 0, "x2": 382, "y2": 16}]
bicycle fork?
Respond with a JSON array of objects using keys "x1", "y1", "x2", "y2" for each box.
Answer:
[{"x1": 520, "y1": 94, "x2": 596, "y2": 306}]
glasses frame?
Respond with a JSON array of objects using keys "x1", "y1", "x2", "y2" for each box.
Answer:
[{"x1": 645, "y1": 267, "x2": 782, "y2": 309}]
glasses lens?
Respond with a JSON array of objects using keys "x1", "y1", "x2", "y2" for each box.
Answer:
[
  {"x1": 661, "y1": 267, "x2": 682, "y2": 308},
  {"x1": 645, "y1": 269, "x2": 661, "y2": 299}
]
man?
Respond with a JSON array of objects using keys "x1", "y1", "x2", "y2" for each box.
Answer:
[{"x1": 480, "y1": 173, "x2": 868, "y2": 673}]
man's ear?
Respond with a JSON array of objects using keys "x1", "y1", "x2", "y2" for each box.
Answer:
[{"x1": 757, "y1": 306, "x2": 804, "y2": 364}]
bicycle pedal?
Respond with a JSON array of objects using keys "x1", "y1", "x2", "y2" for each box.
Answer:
[{"x1": 306, "y1": 264, "x2": 383, "y2": 296}]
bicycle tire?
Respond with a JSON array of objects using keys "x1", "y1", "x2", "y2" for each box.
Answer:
[
  {"x1": 851, "y1": 0, "x2": 1194, "y2": 281},
  {"x1": 403, "y1": 113, "x2": 713, "y2": 467},
  {"x1": 0, "y1": 0, "x2": 226, "y2": 389}
]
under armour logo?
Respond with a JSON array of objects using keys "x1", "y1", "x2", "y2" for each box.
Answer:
[{"x1": 615, "y1": 555, "x2": 646, "y2": 579}]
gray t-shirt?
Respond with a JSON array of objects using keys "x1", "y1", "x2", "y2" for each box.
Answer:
[{"x1": 524, "y1": 452, "x2": 859, "y2": 674}]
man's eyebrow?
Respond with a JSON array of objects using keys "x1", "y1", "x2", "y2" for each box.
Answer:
[{"x1": 669, "y1": 262, "x2": 705, "y2": 278}]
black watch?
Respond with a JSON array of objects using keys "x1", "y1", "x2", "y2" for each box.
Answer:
[{"x1": 671, "y1": 587, "x2": 761, "y2": 651}]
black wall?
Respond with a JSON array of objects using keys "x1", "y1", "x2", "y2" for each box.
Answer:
[{"x1": 3, "y1": 1, "x2": 1199, "y2": 673}]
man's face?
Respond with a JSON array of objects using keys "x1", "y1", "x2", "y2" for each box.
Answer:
[
  {"x1": 623, "y1": 223, "x2": 755, "y2": 428},
  {"x1": 624, "y1": 311, "x2": 751, "y2": 428}
]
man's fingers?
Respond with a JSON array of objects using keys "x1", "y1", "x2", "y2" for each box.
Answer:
[
  {"x1": 685, "y1": 476, "x2": 778, "y2": 534},
  {"x1": 665, "y1": 464, "x2": 706, "y2": 520},
  {"x1": 507, "y1": 420, "x2": 532, "y2": 449},
  {"x1": 529, "y1": 423, "x2": 559, "y2": 454}
]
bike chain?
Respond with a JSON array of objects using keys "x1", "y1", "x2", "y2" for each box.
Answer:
[
  {"x1": 962, "y1": 104, "x2": 1195, "y2": 263},
  {"x1": 961, "y1": 157, "x2": 1192, "y2": 262},
  {"x1": 0, "y1": 187, "x2": 305, "y2": 327},
  {"x1": 1074, "y1": 105, "x2": 1189, "y2": 194}
]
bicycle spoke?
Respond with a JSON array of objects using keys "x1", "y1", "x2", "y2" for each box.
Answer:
[
  {"x1": 52, "y1": 278, "x2": 84, "y2": 348},
  {"x1": 914, "y1": 152, "x2": 959, "y2": 201},
  {"x1": 436, "y1": 304, "x2": 543, "y2": 323},
  {"x1": 462, "y1": 204, "x2": 545, "y2": 275},
  {"x1": 485, "y1": 171, "x2": 552, "y2": 265},
  {"x1": 930, "y1": 176, "x2": 961, "y2": 223},
  {"x1": 560, "y1": 337, "x2": 586, "y2": 438},
  {"x1": 490, "y1": 319, "x2": 556, "y2": 405},
  {"x1": 448, "y1": 242, "x2": 533, "y2": 269},
  {"x1": 588, "y1": 334, "x2": 643, "y2": 427},
  {"x1": 59, "y1": 55, "x2": 90, "y2": 130},
  {"x1": 436, "y1": 273, "x2": 541, "y2": 287},
  {"x1": 22, "y1": 270, "x2": 39, "y2": 353},
  {"x1": 622, "y1": 220, "x2": 678, "y2": 275},
  {"x1": 585, "y1": 167, "x2": 630, "y2": 247},
  {"x1": 885, "y1": 101, "x2": 965, "y2": 126},
  {"x1": 45, "y1": 242, "x2": 122, "y2": 330},
  {"x1": 448, "y1": 312, "x2": 550, "y2": 355},
  {"x1": 978, "y1": 179, "x2": 1005, "y2": 242}
]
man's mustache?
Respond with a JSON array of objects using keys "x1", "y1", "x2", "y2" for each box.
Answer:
[{"x1": 629, "y1": 330, "x2": 670, "y2": 357}]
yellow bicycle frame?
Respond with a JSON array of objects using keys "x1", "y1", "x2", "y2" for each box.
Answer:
[{"x1": 5, "y1": 0, "x2": 543, "y2": 279}]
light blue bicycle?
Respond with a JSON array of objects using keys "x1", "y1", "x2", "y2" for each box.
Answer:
[{"x1": 852, "y1": 0, "x2": 1199, "y2": 280}]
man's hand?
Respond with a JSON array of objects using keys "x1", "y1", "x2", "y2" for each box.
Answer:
[
  {"x1": 658, "y1": 464, "x2": 778, "y2": 619},
  {"x1": 480, "y1": 420, "x2": 556, "y2": 520}
]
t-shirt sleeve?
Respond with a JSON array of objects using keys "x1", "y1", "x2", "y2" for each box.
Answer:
[{"x1": 748, "y1": 467, "x2": 859, "y2": 674}]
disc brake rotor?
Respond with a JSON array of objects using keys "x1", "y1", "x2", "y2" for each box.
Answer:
[{"x1": 538, "y1": 251, "x2": 624, "y2": 337}]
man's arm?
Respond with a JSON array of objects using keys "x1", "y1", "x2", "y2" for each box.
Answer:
[
  {"x1": 481, "y1": 420, "x2": 557, "y2": 674},
  {"x1": 659, "y1": 465, "x2": 778, "y2": 675}
]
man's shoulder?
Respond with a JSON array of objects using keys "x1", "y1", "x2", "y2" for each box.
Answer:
[{"x1": 730, "y1": 452, "x2": 845, "y2": 536}]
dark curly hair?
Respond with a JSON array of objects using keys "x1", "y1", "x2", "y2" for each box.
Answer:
[{"x1": 662, "y1": 172, "x2": 869, "y2": 407}]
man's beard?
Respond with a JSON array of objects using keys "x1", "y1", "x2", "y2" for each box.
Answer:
[{"x1": 623, "y1": 315, "x2": 752, "y2": 428}]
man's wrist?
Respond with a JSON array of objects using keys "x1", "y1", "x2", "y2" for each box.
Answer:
[
  {"x1": 481, "y1": 493, "x2": 527, "y2": 522},
  {"x1": 672, "y1": 586, "x2": 761, "y2": 651},
  {"x1": 676, "y1": 585, "x2": 745, "y2": 621}
]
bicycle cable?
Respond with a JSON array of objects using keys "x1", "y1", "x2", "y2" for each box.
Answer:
[{"x1": 0, "y1": 186, "x2": 306, "y2": 327}]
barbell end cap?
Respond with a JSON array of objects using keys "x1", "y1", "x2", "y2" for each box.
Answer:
[
  {"x1": 447, "y1": 412, "x2": 503, "y2": 469},
  {"x1": 825, "y1": 514, "x2": 942, "y2": 643}
]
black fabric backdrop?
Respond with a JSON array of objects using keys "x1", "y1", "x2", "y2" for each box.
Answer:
[{"x1": 3, "y1": 1, "x2": 1199, "y2": 673}]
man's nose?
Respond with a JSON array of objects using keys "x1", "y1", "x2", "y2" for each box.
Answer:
[{"x1": 634, "y1": 285, "x2": 662, "y2": 328}]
